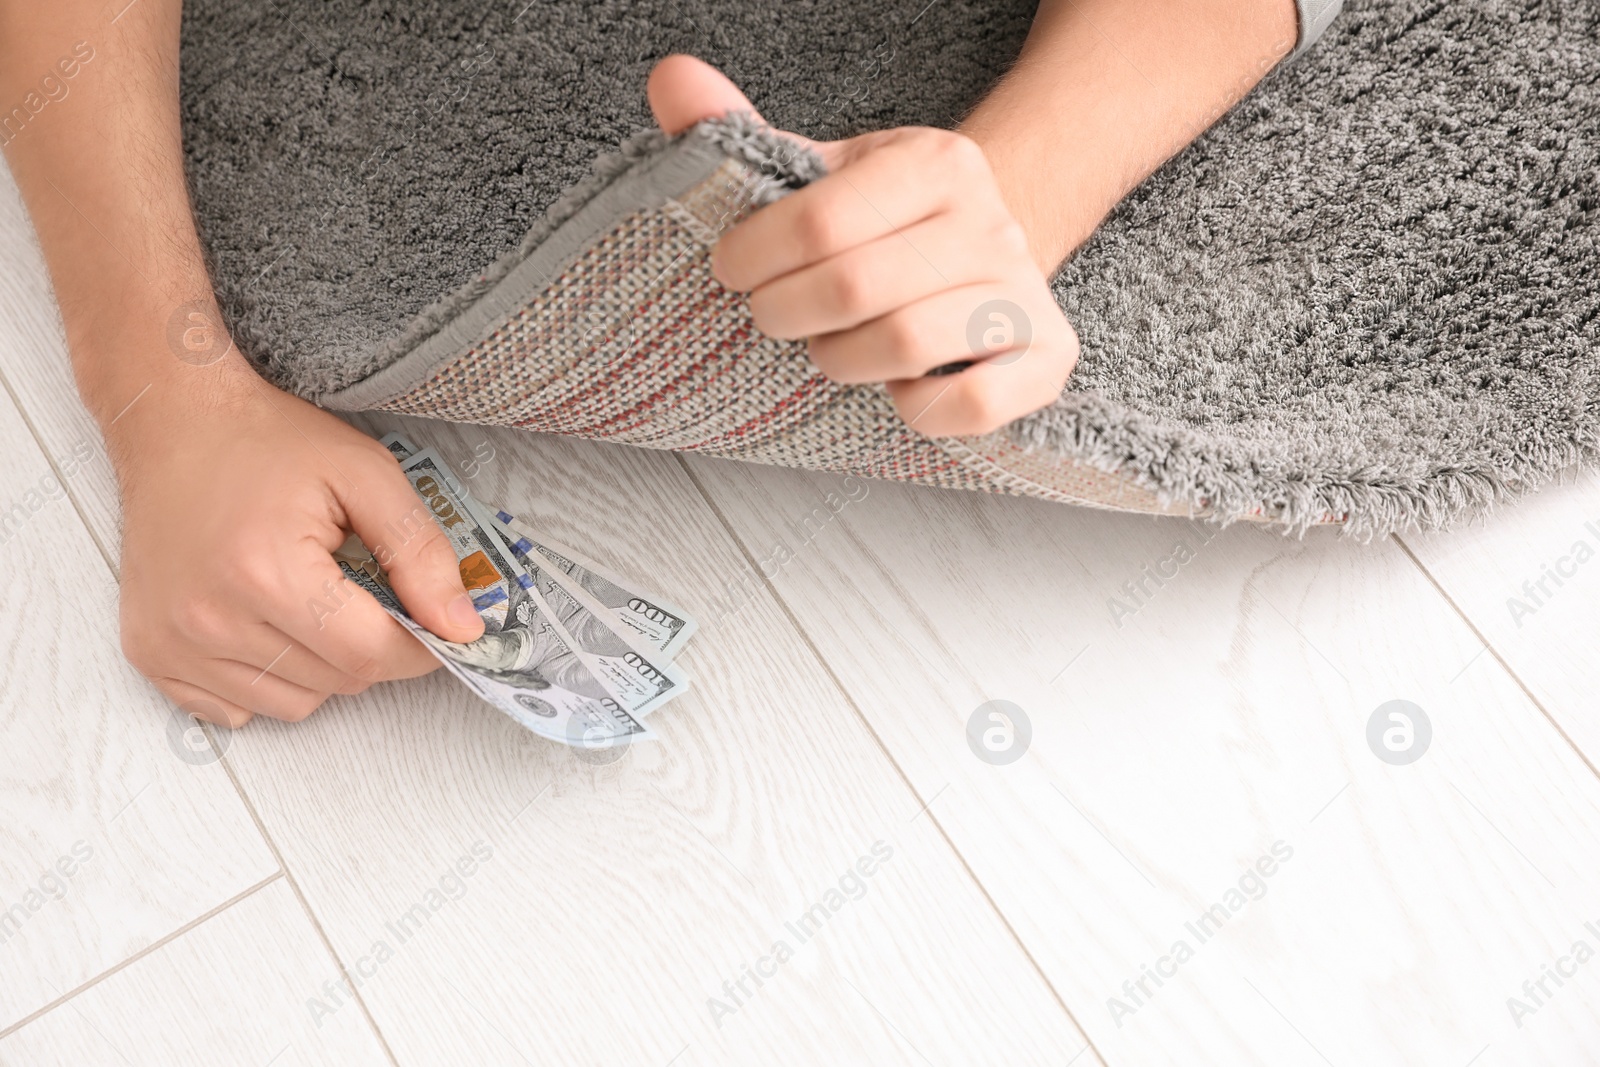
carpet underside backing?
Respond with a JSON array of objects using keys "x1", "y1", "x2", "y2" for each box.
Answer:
[{"x1": 180, "y1": 0, "x2": 1600, "y2": 535}]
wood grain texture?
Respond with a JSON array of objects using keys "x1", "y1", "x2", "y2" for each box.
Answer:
[
  {"x1": 0, "y1": 223, "x2": 279, "y2": 1025},
  {"x1": 215, "y1": 413, "x2": 1099, "y2": 1066},
  {"x1": 0, "y1": 165, "x2": 1093, "y2": 1063},
  {"x1": 687, "y1": 455, "x2": 1600, "y2": 1065},
  {"x1": 0, "y1": 879, "x2": 391, "y2": 1066},
  {"x1": 1401, "y1": 475, "x2": 1600, "y2": 766},
  {"x1": 0, "y1": 169, "x2": 121, "y2": 565},
  {"x1": 9, "y1": 145, "x2": 1600, "y2": 1064}
]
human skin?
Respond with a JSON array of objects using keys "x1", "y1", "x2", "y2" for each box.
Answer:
[{"x1": 0, "y1": 0, "x2": 1293, "y2": 726}]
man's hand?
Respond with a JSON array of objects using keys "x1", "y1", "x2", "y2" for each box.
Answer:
[
  {"x1": 648, "y1": 56, "x2": 1080, "y2": 438},
  {"x1": 109, "y1": 366, "x2": 486, "y2": 728},
  {"x1": 3, "y1": 1, "x2": 487, "y2": 728}
]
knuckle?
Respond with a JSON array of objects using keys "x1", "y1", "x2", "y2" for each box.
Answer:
[
  {"x1": 119, "y1": 626, "x2": 159, "y2": 675},
  {"x1": 346, "y1": 650, "x2": 385, "y2": 684},
  {"x1": 229, "y1": 554, "x2": 279, "y2": 598},
  {"x1": 795, "y1": 205, "x2": 839, "y2": 260},
  {"x1": 1056, "y1": 316, "x2": 1081, "y2": 367},
  {"x1": 827, "y1": 263, "x2": 872, "y2": 317},
  {"x1": 172, "y1": 594, "x2": 231, "y2": 646},
  {"x1": 354, "y1": 436, "x2": 398, "y2": 467},
  {"x1": 1058, "y1": 319, "x2": 1082, "y2": 376},
  {"x1": 417, "y1": 527, "x2": 457, "y2": 567},
  {"x1": 994, "y1": 220, "x2": 1031, "y2": 260},
  {"x1": 880, "y1": 313, "x2": 930, "y2": 372},
  {"x1": 745, "y1": 288, "x2": 785, "y2": 338},
  {"x1": 399, "y1": 526, "x2": 458, "y2": 577},
  {"x1": 805, "y1": 336, "x2": 843, "y2": 380},
  {"x1": 275, "y1": 692, "x2": 326, "y2": 723},
  {"x1": 936, "y1": 131, "x2": 987, "y2": 174},
  {"x1": 953, "y1": 381, "x2": 1013, "y2": 436},
  {"x1": 330, "y1": 628, "x2": 387, "y2": 683}
]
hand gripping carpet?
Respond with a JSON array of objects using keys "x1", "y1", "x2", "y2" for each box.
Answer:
[{"x1": 179, "y1": 0, "x2": 1599, "y2": 536}]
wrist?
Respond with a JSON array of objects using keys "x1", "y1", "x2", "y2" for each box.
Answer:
[
  {"x1": 960, "y1": 0, "x2": 1297, "y2": 274},
  {"x1": 81, "y1": 323, "x2": 266, "y2": 480}
]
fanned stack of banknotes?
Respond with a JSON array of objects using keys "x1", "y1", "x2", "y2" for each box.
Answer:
[{"x1": 333, "y1": 433, "x2": 697, "y2": 748}]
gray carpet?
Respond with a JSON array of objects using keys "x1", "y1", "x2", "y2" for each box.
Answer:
[
  {"x1": 180, "y1": 0, "x2": 1600, "y2": 535},
  {"x1": 180, "y1": 0, "x2": 1035, "y2": 390}
]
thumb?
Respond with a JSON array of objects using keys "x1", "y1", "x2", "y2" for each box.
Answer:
[
  {"x1": 648, "y1": 54, "x2": 764, "y2": 135},
  {"x1": 340, "y1": 455, "x2": 486, "y2": 645},
  {"x1": 648, "y1": 54, "x2": 844, "y2": 170}
]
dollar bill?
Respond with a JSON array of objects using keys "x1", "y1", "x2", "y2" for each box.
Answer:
[
  {"x1": 494, "y1": 513, "x2": 697, "y2": 659},
  {"x1": 380, "y1": 431, "x2": 697, "y2": 659},
  {"x1": 486, "y1": 521, "x2": 690, "y2": 717},
  {"x1": 379, "y1": 433, "x2": 691, "y2": 715},
  {"x1": 334, "y1": 538, "x2": 653, "y2": 745},
  {"x1": 393, "y1": 446, "x2": 520, "y2": 635},
  {"x1": 379, "y1": 431, "x2": 418, "y2": 462},
  {"x1": 349, "y1": 446, "x2": 657, "y2": 745}
]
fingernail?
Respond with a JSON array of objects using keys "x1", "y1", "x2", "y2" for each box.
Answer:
[{"x1": 447, "y1": 594, "x2": 482, "y2": 631}]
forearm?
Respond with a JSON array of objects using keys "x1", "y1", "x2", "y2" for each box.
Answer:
[
  {"x1": 962, "y1": 0, "x2": 1298, "y2": 272},
  {"x1": 0, "y1": 0, "x2": 250, "y2": 438}
]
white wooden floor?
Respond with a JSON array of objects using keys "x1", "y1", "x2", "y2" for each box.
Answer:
[{"x1": 3, "y1": 161, "x2": 1599, "y2": 1067}]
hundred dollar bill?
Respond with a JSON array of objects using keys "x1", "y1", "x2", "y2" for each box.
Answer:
[
  {"x1": 333, "y1": 537, "x2": 653, "y2": 744},
  {"x1": 379, "y1": 431, "x2": 420, "y2": 462},
  {"x1": 379, "y1": 432, "x2": 696, "y2": 660},
  {"x1": 494, "y1": 512, "x2": 697, "y2": 659},
  {"x1": 486, "y1": 521, "x2": 690, "y2": 717},
  {"x1": 396, "y1": 448, "x2": 636, "y2": 699},
  {"x1": 383, "y1": 435, "x2": 689, "y2": 717},
  {"x1": 393, "y1": 446, "x2": 519, "y2": 635},
  {"x1": 367, "y1": 445, "x2": 656, "y2": 743}
]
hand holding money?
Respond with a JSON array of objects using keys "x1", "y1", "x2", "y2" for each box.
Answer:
[
  {"x1": 343, "y1": 433, "x2": 698, "y2": 748},
  {"x1": 110, "y1": 377, "x2": 488, "y2": 729}
]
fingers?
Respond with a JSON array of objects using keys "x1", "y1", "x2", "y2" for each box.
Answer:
[
  {"x1": 714, "y1": 128, "x2": 994, "y2": 292},
  {"x1": 164, "y1": 658, "x2": 332, "y2": 723},
  {"x1": 885, "y1": 313, "x2": 1080, "y2": 437},
  {"x1": 648, "y1": 54, "x2": 764, "y2": 135},
  {"x1": 152, "y1": 676, "x2": 254, "y2": 730},
  {"x1": 226, "y1": 618, "x2": 390, "y2": 695},
  {"x1": 809, "y1": 283, "x2": 1072, "y2": 383},
  {"x1": 335, "y1": 445, "x2": 485, "y2": 645},
  {"x1": 270, "y1": 553, "x2": 442, "y2": 683},
  {"x1": 748, "y1": 214, "x2": 1028, "y2": 341}
]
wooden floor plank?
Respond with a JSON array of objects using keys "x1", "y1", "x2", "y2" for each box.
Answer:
[
  {"x1": 686, "y1": 455, "x2": 1600, "y2": 1065},
  {"x1": 0, "y1": 202, "x2": 280, "y2": 1025},
  {"x1": 0, "y1": 167, "x2": 1094, "y2": 1064},
  {"x1": 1401, "y1": 475, "x2": 1600, "y2": 768},
  {"x1": 213, "y1": 414, "x2": 1100, "y2": 1066},
  {"x1": 0, "y1": 880, "x2": 392, "y2": 1066}
]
